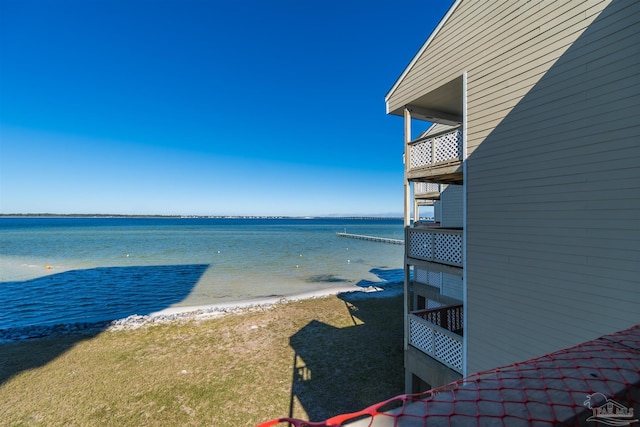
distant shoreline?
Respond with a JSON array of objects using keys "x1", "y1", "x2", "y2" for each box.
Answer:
[{"x1": 0, "y1": 214, "x2": 405, "y2": 220}]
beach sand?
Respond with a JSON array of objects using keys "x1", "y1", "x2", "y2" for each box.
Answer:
[
  {"x1": 110, "y1": 282, "x2": 402, "y2": 329},
  {"x1": 0, "y1": 281, "x2": 403, "y2": 342}
]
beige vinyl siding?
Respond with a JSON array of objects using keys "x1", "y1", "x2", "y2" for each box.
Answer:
[
  {"x1": 387, "y1": 1, "x2": 605, "y2": 119},
  {"x1": 434, "y1": 200, "x2": 442, "y2": 223},
  {"x1": 419, "y1": 123, "x2": 458, "y2": 139},
  {"x1": 388, "y1": 0, "x2": 639, "y2": 375},
  {"x1": 440, "y1": 184, "x2": 463, "y2": 228},
  {"x1": 387, "y1": 0, "x2": 487, "y2": 112},
  {"x1": 464, "y1": 0, "x2": 640, "y2": 373},
  {"x1": 468, "y1": 8, "x2": 639, "y2": 147},
  {"x1": 442, "y1": 274, "x2": 463, "y2": 301},
  {"x1": 465, "y1": 1, "x2": 611, "y2": 152}
]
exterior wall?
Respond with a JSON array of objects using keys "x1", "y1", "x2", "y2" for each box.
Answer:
[
  {"x1": 389, "y1": 1, "x2": 615, "y2": 157},
  {"x1": 433, "y1": 200, "x2": 442, "y2": 223},
  {"x1": 464, "y1": 1, "x2": 640, "y2": 372},
  {"x1": 419, "y1": 123, "x2": 459, "y2": 139},
  {"x1": 440, "y1": 184, "x2": 463, "y2": 228},
  {"x1": 442, "y1": 274, "x2": 463, "y2": 301},
  {"x1": 391, "y1": 0, "x2": 640, "y2": 374},
  {"x1": 414, "y1": 270, "x2": 463, "y2": 303}
]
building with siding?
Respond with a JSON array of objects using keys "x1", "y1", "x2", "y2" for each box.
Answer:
[{"x1": 385, "y1": 0, "x2": 640, "y2": 393}]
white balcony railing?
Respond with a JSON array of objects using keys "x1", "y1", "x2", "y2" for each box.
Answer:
[
  {"x1": 407, "y1": 228, "x2": 463, "y2": 267},
  {"x1": 408, "y1": 128, "x2": 462, "y2": 171},
  {"x1": 409, "y1": 304, "x2": 463, "y2": 372},
  {"x1": 415, "y1": 268, "x2": 442, "y2": 289},
  {"x1": 414, "y1": 182, "x2": 441, "y2": 197}
]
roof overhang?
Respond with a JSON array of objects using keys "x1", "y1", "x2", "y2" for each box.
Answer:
[
  {"x1": 385, "y1": 0, "x2": 463, "y2": 123},
  {"x1": 403, "y1": 76, "x2": 464, "y2": 124},
  {"x1": 389, "y1": 75, "x2": 464, "y2": 126}
]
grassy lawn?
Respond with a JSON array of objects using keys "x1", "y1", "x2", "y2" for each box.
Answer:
[{"x1": 0, "y1": 293, "x2": 404, "y2": 426}]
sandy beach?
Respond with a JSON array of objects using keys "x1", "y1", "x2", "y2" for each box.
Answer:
[
  {"x1": 0, "y1": 281, "x2": 403, "y2": 342},
  {"x1": 151, "y1": 282, "x2": 398, "y2": 316}
]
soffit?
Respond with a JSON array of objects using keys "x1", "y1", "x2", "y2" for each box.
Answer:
[{"x1": 385, "y1": 0, "x2": 463, "y2": 120}]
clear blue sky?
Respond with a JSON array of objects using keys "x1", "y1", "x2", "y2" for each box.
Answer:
[{"x1": 0, "y1": 0, "x2": 450, "y2": 216}]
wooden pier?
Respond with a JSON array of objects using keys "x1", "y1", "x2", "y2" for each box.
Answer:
[{"x1": 336, "y1": 232, "x2": 404, "y2": 245}]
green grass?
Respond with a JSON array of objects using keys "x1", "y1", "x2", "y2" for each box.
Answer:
[{"x1": 0, "y1": 293, "x2": 404, "y2": 426}]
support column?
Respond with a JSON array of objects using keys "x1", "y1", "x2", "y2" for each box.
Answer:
[
  {"x1": 404, "y1": 107, "x2": 412, "y2": 227},
  {"x1": 403, "y1": 107, "x2": 413, "y2": 395}
]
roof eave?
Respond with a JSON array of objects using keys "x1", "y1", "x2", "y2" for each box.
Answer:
[{"x1": 384, "y1": 0, "x2": 463, "y2": 115}]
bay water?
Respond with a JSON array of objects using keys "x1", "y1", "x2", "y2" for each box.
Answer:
[{"x1": 0, "y1": 217, "x2": 404, "y2": 329}]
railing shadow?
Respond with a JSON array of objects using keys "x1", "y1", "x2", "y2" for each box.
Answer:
[
  {"x1": 287, "y1": 269, "x2": 405, "y2": 422},
  {"x1": 0, "y1": 263, "x2": 208, "y2": 386}
]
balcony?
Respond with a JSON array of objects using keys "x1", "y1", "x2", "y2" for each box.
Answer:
[
  {"x1": 414, "y1": 182, "x2": 441, "y2": 200},
  {"x1": 407, "y1": 127, "x2": 463, "y2": 184},
  {"x1": 406, "y1": 227, "x2": 462, "y2": 268},
  {"x1": 408, "y1": 304, "x2": 463, "y2": 373}
]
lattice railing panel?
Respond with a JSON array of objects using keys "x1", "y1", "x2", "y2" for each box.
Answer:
[
  {"x1": 415, "y1": 268, "x2": 441, "y2": 288},
  {"x1": 434, "y1": 329, "x2": 463, "y2": 371},
  {"x1": 414, "y1": 268, "x2": 428, "y2": 284},
  {"x1": 435, "y1": 233, "x2": 463, "y2": 265},
  {"x1": 427, "y1": 299, "x2": 443, "y2": 309},
  {"x1": 409, "y1": 315, "x2": 463, "y2": 372},
  {"x1": 409, "y1": 316, "x2": 435, "y2": 353},
  {"x1": 414, "y1": 182, "x2": 440, "y2": 196},
  {"x1": 408, "y1": 230, "x2": 434, "y2": 260},
  {"x1": 408, "y1": 128, "x2": 462, "y2": 170},
  {"x1": 434, "y1": 129, "x2": 463, "y2": 163},
  {"x1": 407, "y1": 228, "x2": 463, "y2": 267},
  {"x1": 409, "y1": 139, "x2": 433, "y2": 169}
]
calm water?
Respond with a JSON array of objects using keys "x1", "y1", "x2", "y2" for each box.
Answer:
[{"x1": 0, "y1": 217, "x2": 404, "y2": 329}]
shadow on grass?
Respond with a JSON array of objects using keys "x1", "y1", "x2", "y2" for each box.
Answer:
[
  {"x1": 287, "y1": 272, "x2": 405, "y2": 422},
  {"x1": 0, "y1": 264, "x2": 208, "y2": 386}
]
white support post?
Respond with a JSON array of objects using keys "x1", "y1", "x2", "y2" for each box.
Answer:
[
  {"x1": 461, "y1": 71, "x2": 468, "y2": 377},
  {"x1": 404, "y1": 107, "x2": 412, "y2": 227},
  {"x1": 403, "y1": 107, "x2": 412, "y2": 356}
]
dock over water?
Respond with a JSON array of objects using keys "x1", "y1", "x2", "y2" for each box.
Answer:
[{"x1": 336, "y1": 232, "x2": 404, "y2": 245}]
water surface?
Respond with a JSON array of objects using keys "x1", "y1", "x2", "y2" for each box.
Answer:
[{"x1": 0, "y1": 217, "x2": 404, "y2": 328}]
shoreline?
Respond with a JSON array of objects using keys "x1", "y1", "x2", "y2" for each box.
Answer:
[{"x1": 0, "y1": 282, "x2": 403, "y2": 343}]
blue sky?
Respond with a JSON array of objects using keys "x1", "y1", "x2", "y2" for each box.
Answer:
[{"x1": 0, "y1": 0, "x2": 450, "y2": 216}]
